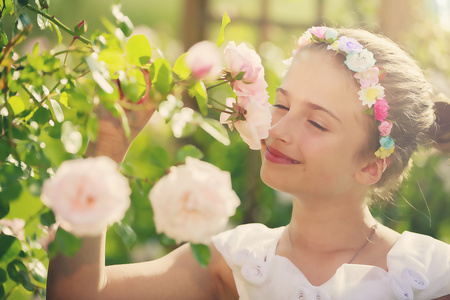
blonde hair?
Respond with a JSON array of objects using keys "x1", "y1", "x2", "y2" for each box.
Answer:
[{"x1": 300, "y1": 28, "x2": 448, "y2": 201}]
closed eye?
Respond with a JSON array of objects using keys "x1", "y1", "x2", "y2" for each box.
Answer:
[
  {"x1": 309, "y1": 121, "x2": 327, "y2": 132},
  {"x1": 273, "y1": 104, "x2": 289, "y2": 111}
]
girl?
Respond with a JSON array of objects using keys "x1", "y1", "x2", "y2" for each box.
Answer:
[{"x1": 46, "y1": 27, "x2": 450, "y2": 300}]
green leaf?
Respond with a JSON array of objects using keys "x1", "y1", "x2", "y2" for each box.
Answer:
[
  {"x1": 38, "y1": 0, "x2": 49, "y2": 9},
  {"x1": 0, "y1": 140, "x2": 11, "y2": 162},
  {"x1": 0, "y1": 285, "x2": 4, "y2": 299},
  {"x1": 0, "y1": 0, "x2": 13, "y2": 16},
  {"x1": 32, "y1": 106, "x2": 50, "y2": 125},
  {"x1": 150, "y1": 58, "x2": 173, "y2": 95},
  {"x1": 200, "y1": 118, "x2": 230, "y2": 146},
  {"x1": 148, "y1": 146, "x2": 170, "y2": 169},
  {"x1": 159, "y1": 233, "x2": 176, "y2": 247},
  {"x1": 114, "y1": 222, "x2": 137, "y2": 250},
  {"x1": 216, "y1": 12, "x2": 231, "y2": 47},
  {"x1": 7, "y1": 259, "x2": 34, "y2": 291},
  {"x1": 17, "y1": 0, "x2": 28, "y2": 6},
  {"x1": 0, "y1": 234, "x2": 22, "y2": 263},
  {"x1": 48, "y1": 227, "x2": 82, "y2": 258},
  {"x1": 39, "y1": 209, "x2": 55, "y2": 227},
  {"x1": 172, "y1": 53, "x2": 191, "y2": 80},
  {"x1": 0, "y1": 30, "x2": 8, "y2": 48},
  {"x1": 29, "y1": 258, "x2": 47, "y2": 284},
  {"x1": 176, "y1": 145, "x2": 204, "y2": 163},
  {"x1": 190, "y1": 243, "x2": 211, "y2": 268},
  {"x1": 0, "y1": 268, "x2": 7, "y2": 283},
  {"x1": 98, "y1": 48, "x2": 126, "y2": 77},
  {"x1": 49, "y1": 99, "x2": 64, "y2": 122},
  {"x1": 50, "y1": 21, "x2": 63, "y2": 45},
  {"x1": 0, "y1": 201, "x2": 10, "y2": 219},
  {"x1": 189, "y1": 81, "x2": 208, "y2": 116},
  {"x1": 0, "y1": 177, "x2": 22, "y2": 202},
  {"x1": 126, "y1": 34, "x2": 151, "y2": 67}
]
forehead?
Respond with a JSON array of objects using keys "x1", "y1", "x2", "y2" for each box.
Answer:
[{"x1": 282, "y1": 49, "x2": 362, "y2": 110}]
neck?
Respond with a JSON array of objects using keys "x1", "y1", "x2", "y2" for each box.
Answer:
[{"x1": 289, "y1": 195, "x2": 377, "y2": 253}]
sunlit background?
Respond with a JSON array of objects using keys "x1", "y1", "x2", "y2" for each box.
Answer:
[{"x1": 2, "y1": 1, "x2": 449, "y2": 298}]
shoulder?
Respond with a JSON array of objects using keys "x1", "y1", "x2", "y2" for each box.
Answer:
[
  {"x1": 211, "y1": 223, "x2": 284, "y2": 271},
  {"x1": 388, "y1": 231, "x2": 450, "y2": 299}
]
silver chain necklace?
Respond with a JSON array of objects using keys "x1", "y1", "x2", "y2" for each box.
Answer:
[{"x1": 287, "y1": 223, "x2": 378, "y2": 268}]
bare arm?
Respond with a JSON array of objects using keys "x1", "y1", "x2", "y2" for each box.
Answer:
[{"x1": 46, "y1": 72, "x2": 238, "y2": 299}]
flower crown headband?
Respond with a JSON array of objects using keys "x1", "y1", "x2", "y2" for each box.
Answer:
[{"x1": 293, "y1": 26, "x2": 395, "y2": 159}]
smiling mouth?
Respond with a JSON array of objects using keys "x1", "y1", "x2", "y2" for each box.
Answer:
[{"x1": 264, "y1": 146, "x2": 300, "y2": 164}]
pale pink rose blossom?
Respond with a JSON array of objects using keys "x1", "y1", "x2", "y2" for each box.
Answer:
[
  {"x1": 0, "y1": 218, "x2": 25, "y2": 240},
  {"x1": 220, "y1": 97, "x2": 272, "y2": 150},
  {"x1": 185, "y1": 41, "x2": 222, "y2": 80},
  {"x1": 378, "y1": 120, "x2": 393, "y2": 136},
  {"x1": 354, "y1": 67, "x2": 380, "y2": 87},
  {"x1": 373, "y1": 98, "x2": 390, "y2": 121},
  {"x1": 149, "y1": 157, "x2": 240, "y2": 245},
  {"x1": 307, "y1": 26, "x2": 327, "y2": 39},
  {"x1": 41, "y1": 156, "x2": 131, "y2": 237},
  {"x1": 224, "y1": 42, "x2": 270, "y2": 104}
]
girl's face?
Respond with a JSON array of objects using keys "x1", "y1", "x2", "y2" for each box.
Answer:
[{"x1": 260, "y1": 49, "x2": 373, "y2": 200}]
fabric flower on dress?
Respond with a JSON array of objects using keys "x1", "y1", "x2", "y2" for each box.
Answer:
[
  {"x1": 240, "y1": 257, "x2": 269, "y2": 285},
  {"x1": 41, "y1": 156, "x2": 131, "y2": 237},
  {"x1": 149, "y1": 157, "x2": 240, "y2": 245}
]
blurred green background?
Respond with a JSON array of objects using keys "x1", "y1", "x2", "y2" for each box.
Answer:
[{"x1": 3, "y1": 0, "x2": 449, "y2": 284}]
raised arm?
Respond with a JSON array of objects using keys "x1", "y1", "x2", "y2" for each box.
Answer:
[{"x1": 46, "y1": 73, "x2": 238, "y2": 299}]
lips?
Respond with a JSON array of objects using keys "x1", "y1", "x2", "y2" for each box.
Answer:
[{"x1": 264, "y1": 146, "x2": 300, "y2": 164}]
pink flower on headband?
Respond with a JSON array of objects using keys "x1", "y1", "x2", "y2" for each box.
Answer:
[
  {"x1": 297, "y1": 32, "x2": 312, "y2": 48},
  {"x1": 308, "y1": 26, "x2": 327, "y2": 39},
  {"x1": 338, "y1": 36, "x2": 363, "y2": 54},
  {"x1": 374, "y1": 98, "x2": 390, "y2": 121},
  {"x1": 378, "y1": 120, "x2": 393, "y2": 136},
  {"x1": 354, "y1": 67, "x2": 380, "y2": 87}
]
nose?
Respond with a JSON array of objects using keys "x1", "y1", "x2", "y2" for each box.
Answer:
[{"x1": 268, "y1": 112, "x2": 295, "y2": 144}]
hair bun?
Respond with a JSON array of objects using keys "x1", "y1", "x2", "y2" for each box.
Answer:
[{"x1": 429, "y1": 93, "x2": 450, "y2": 152}]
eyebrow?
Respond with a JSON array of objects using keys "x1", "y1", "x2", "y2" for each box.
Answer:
[{"x1": 276, "y1": 87, "x2": 342, "y2": 123}]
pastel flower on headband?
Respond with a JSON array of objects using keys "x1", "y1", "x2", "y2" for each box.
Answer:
[{"x1": 292, "y1": 27, "x2": 395, "y2": 159}]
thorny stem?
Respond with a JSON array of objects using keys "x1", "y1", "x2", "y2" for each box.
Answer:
[{"x1": 24, "y1": 4, "x2": 91, "y2": 45}]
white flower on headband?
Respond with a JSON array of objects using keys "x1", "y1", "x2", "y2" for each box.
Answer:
[
  {"x1": 344, "y1": 49, "x2": 376, "y2": 72},
  {"x1": 358, "y1": 84, "x2": 385, "y2": 107}
]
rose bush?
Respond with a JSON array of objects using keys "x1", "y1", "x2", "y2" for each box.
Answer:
[
  {"x1": 149, "y1": 157, "x2": 240, "y2": 245},
  {"x1": 41, "y1": 157, "x2": 131, "y2": 237}
]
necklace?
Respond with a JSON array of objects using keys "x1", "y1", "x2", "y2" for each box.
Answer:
[{"x1": 287, "y1": 223, "x2": 378, "y2": 268}]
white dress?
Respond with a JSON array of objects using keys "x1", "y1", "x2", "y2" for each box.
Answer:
[{"x1": 212, "y1": 223, "x2": 450, "y2": 300}]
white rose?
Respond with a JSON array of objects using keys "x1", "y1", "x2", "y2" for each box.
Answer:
[
  {"x1": 41, "y1": 156, "x2": 131, "y2": 237},
  {"x1": 149, "y1": 157, "x2": 240, "y2": 245}
]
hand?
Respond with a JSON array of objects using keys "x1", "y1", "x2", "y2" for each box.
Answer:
[{"x1": 86, "y1": 69, "x2": 156, "y2": 162}]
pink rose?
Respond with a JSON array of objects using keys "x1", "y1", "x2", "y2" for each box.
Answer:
[
  {"x1": 307, "y1": 26, "x2": 327, "y2": 39},
  {"x1": 224, "y1": 42, "x2": 270, "y2": 103},
  {"x1": 185, "y1": 41, "x2": 222, "y2": 80},
  {"x1": 41, "y1": 157, "x2": 131, "y2": 237},
  {"x1": 374, "y1": 98, "x2": 390, "y2": 121},
  {"x1": 354, "y1": 67, "x2": 380, "y2": 87},
  {"x1": 0, "y1": 218, "x2": 25, "y2": 240},
  {"x1": 295, "y1": 31, "x2": 312, "y2": 53},
  {"x1": 38, "y1": 224, "x2": 58, "y2": 252},
  {"x1": 378, "y1": 120, "x2": 393, "y2": 136},
  {"x1": 149, "y1": 157, "x2": 240, "y2": 245},
  {"x1": 220, "y1": 97, "x2": 272, "y2": 150}
]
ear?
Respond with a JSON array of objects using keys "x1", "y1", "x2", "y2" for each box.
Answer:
[{"x1": 355, "y1": 158, "x2": 388, "y2": 185}]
